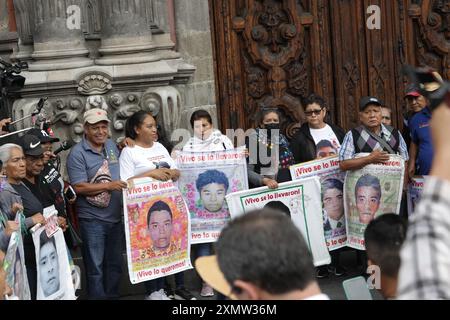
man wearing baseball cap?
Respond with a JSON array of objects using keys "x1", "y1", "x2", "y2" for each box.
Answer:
[
  {"x1": 338, "y1": 96, "x2": 409, "y2": 274},
  {"x1": 66, "y1": 108, "x2": 126, "y2": 299},
  {"x1": 339, "y1": 96, "x2": 409, "y2": 172},
  {"x1": 26, "y1": 128, "x2": 70, "y2": 233},
  {"x1": 405, "y1": 71, "x2": 443, "y2": 177}
]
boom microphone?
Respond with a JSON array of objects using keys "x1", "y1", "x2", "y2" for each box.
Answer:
[{"x1": 54, "y1": 140, "x2": 75, "y2": 155}]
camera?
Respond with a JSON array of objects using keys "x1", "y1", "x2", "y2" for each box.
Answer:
[{"x1": 403, "y1": 65, "x2": 450, "y2": 111}]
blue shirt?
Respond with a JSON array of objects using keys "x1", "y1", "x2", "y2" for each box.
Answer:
[
  {"x1": 67, "y1": 137, "x2": 122, "y2": 223},
  {"x1": 409, "y1": 107, "x2": 433, "y2": 175}
]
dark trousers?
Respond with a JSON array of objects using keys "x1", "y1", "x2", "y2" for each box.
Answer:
[{"x1": 79, "y1": 219, "x2": 123, "y2": 300}]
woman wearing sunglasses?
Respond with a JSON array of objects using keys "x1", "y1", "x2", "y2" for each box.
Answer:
[
  {"x1": 291, "y1": 94, "x2": 346, "y2": 164},
  {"x1": 290, "y1": 94, "x2": 347, "y2": 280}
]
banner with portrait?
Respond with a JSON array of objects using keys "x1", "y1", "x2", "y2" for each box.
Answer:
[
  {"x1": 3, "y1": 213, "x2": 30, "y2": 300},
  {"x1": 290, "y1": 156, "x2": 346, "y2": 251},
  {"x1": 123, "y1": 178, "x2": 192, "y2": 284},
  {"x1": 32, "y1": 222, "x2": 76, "y2": 300},
  {"x1": 226, "y1": 177, "x2": 331, "y2": 267},
  {"x1": 344, "y1": 153, "x2": 405, "y2": 250},
  {"x1": 175, "y1": 148, "x2": 248, "y2": 244},
  {"x1": 407, "y1": 176, "x2": 425, "y2": 217}
]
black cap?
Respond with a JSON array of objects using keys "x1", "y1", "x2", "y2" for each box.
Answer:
[
  {"x1": 27, "y1": 128, "x2": 60, "y2": 143},
  {"x1": 19, "y1": 134, "x2": 44, "y2": 156},
  {"x1": 359, "y1": 96, "x2": 382, "y2": 111}
]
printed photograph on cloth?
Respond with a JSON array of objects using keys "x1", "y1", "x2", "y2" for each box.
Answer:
[
  {"x1": 123, "y1": 178, "x2": 192, "y2": 284},
  {"x1": 344, "y1": 153, "x2": 405, "y2": 250},
  {"x1": 226, "y1": 177, "x2": 331, "y2": 266},
  {"x1": 175, "y1": 148, "x2": 248, "y2": 244},
  {"x1": 290, "y1": 156, "x2": 346, "y2": 250}
]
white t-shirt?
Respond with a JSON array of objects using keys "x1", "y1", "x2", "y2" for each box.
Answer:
[
  {"x1": 309, "y1": 124, "x2": 341, "y2": 151},
  {"x1": 119, "y1": 142, "x2": 176, "y2": 181},
  {"x1": 182, "y1": 130, "x2": 234, "y2": 152}
]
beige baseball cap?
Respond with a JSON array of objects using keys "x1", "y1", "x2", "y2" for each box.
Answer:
[
  {"x1": 195, "y1": 255, "x2": 237, "y2": 300},
  {"x1": 83, "y1": 108, "x2": 110, "y2": 124}
]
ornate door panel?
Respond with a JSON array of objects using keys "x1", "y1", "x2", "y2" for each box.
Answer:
[
  {"x1": 210, "y1": 0, "x2": 449, "y2": 134},
  {"x1": 210, "y1": 0, "x2": 316, "y2": 137}
]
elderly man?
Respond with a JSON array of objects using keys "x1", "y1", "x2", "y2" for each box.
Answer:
[{"x1": 67, "y1": 108, "x2": 127, "y2": 300}]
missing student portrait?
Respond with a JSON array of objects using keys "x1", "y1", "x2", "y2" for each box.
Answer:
[
  {"x1": 123, "y1": 179, "x2": 192, "y2": 283},
  {"x1": 343, "y1": 154, "x2": 405, "y2": 250},
  {"x1": 176, "y1": 149, "x2": 248, "y2": 244},
  {"x1": 32, "y1": 226, "x2": 76, "y2": 300},
  {"x1": 38, "y1": 232, "x2": 60, "y2": 297}
]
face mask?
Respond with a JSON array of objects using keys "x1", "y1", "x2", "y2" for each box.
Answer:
[{"x1": 264, "y1": 123, "x2": 280, "y2": 131}]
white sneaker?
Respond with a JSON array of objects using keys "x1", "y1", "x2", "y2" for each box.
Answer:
[
  {"x1": 159, "y1": 289, "x2": 172, "y2": 300},
  {"x1": 200, "y1": 283, "x2": 215, "y2": 297},
  {"x1": 145, "y1": 289, "x2": 171, "y2": 300}
]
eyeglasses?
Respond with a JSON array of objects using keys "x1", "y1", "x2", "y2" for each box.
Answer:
[
  {"x1": 382, "y1": 116, "x2": 391, "y2": 120},
  {"x1": 305, "y1": 109, "x2": 323, "y2": 117}
]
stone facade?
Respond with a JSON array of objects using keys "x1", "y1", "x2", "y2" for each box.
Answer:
[{"x1": 0, "y1": 0, "x2": 218, "y2": 179}]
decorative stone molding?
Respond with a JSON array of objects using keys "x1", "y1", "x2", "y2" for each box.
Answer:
[
  {"x1": 12, "y1": 86, "x2": 183, "y2": 145},
  {"x1": 77, "y1": 72, "x2": 113, "y2": 95}
]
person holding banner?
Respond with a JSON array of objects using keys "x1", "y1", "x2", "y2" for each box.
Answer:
[
  {"x1": 339, "y1": 96, "x2": 409, "y2": 274},
  {"x1": 290, "y1": 95, "x2": 347, "y2": 279},
  {"x1": 291, "y1": 94, "x2": 345, "y2": 164},
  {"x1": 120, "y1": 110, "x2": 195, "y2": 301},
  {"x1": 339, "y1": 96, "x2": 409, "y2": 172},
  {"x1": 183, "y1": 109, "x2": 234, "y2": 152},
  {"x1": 178, "y1": 110, "x2": 235, "y2": 297},
  {"x1": 246, "y1": 108, "x2": 294, "y2": 189},
  {"x1": 0, "y1": 142, "x2": 47, "y2": 299}
]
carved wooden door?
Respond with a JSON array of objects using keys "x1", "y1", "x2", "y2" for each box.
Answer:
[{"x1": 210, "y1": 0, "x2": 449, "y2": 135}]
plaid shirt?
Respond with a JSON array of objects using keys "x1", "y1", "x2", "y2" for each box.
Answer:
[
  {"x1": 397, "y1": 177, "x2": 450, "y2": 299},
  {"x1": 339, "y1": 124, "x2": 409, "y2": 161}
]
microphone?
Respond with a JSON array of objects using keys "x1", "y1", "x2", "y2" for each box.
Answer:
[
  {"x1": 32, "y1": 97, "x2": 47, "y2": 116},
  {"x1": 54, "y1": 140, "x2": 75, "y2": 155}
]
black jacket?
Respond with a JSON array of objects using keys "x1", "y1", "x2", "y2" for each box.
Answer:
[{"x1": 290, "y1": 122, "x2": 346, "y2": 164}]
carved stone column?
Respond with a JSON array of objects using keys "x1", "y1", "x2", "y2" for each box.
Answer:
[
  {"x1": 29, "y1": 0, "x2": 93, "y2": 71},
  {"x1": 96, "y1": 0, "x2": 158, "y2": 65},
  {"x1": 11, "y1": 0, "x2": 34, "y2": 61}
]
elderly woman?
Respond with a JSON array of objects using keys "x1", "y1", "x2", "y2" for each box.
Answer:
[{"x1": 0, "y1": 143, "x2": 45, "y2": 300}]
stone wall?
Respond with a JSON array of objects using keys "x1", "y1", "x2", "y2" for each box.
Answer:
[{"x1": 173, "y1": 0, "x2": 218, "y2": 130}]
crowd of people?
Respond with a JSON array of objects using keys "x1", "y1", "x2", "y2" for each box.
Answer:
[{"x1": 0, "y1": 70, "x2": 448, "y2": 300}]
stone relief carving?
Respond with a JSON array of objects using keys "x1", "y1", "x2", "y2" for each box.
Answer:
[
  {"x1": 409, "y1": 0, "x2": 450, "y2": 79},
  {"x1": 10, "y1": 86, "x2": 183, "y2": 143},
  {"x1": 77, "y1": 73, "x2": 113, "y2": 95}
]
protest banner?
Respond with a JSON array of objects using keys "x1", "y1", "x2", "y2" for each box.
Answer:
[
  {"x1": 3, "y1": 213, "x2": 30, "y2": 300},
  {"x1": 226, "y1": 177, "x2": 331, "y2": 266},
  {"x1": 344, "y1": 154, "x2": 405, "y2": 250},
  {"x1": 32, "y1": 213, "x2": 76, "y2": 300},
  {"x1": 175, "y1": 148, "x2": 248, "y2": 244},
  {"x1": 407, "y1": 176, "x2": 425, "y2": 216},
  {"x1": 123, "y1": 178, "x2": 192, "y2": 284},
  {"x1": 290, "y1": 156, "x2": 346, "y2": 251}
]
